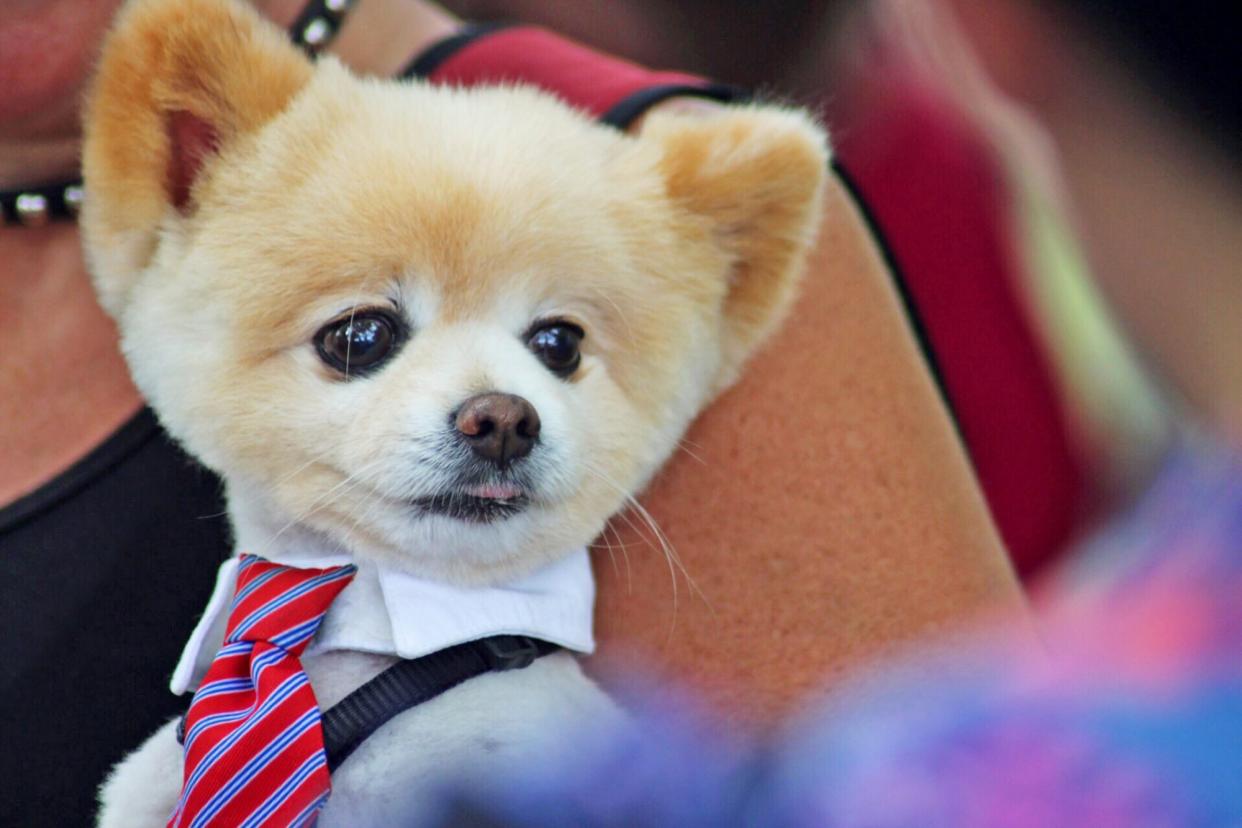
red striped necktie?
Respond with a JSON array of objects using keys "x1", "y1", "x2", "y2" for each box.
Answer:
[{"x1": 168, "y1": 554, "x2": 356, "y2": 827}]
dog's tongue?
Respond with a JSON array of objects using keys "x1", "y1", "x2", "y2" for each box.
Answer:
[{"x1": 467, "y1": 483, "x2": 523, "y2": 500}]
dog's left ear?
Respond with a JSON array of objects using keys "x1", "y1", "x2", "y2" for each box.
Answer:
[{"x1": 648, "y1": 107, "x2": 829, "y2": 385}]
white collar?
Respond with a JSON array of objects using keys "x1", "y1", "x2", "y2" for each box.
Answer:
[{"x1": 170, "y1": 548, "x2": 595, "y2": 695}]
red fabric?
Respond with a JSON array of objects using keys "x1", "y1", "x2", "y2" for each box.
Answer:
[
  {"x1": 427, "y1": 26, "x2": 706, "y2": 119},
  {"x1": 832, "y1": 75, "x2": 1088, "y2": 577}
]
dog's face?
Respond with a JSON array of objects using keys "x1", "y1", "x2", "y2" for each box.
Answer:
[{"x1": 83, "y1": 0, "x2": 827, "y2": 583}]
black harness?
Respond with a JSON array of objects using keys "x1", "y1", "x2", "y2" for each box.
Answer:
[{"x1": 176, "y1": 635, "x2": 559, "y2": 772}]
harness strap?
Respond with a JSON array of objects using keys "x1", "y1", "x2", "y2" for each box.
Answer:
[
  {"x1": 321, "y1": 635, "x2": 559, "y2": 772},
  {"x1": 175, "y1": 635, "x2": 560, "y2": 773}
]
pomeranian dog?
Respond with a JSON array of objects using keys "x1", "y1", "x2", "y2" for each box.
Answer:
[{"x1": 84, "y1": 0, "x2": 826, "y2": 823}]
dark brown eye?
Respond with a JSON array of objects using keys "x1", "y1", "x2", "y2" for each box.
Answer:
[
  {"x1": 527, "y1": 322, "x2": 583, "y2": 378},
  {"x1": 314, "y1": 310, "x2": 405, "y2": 377}
]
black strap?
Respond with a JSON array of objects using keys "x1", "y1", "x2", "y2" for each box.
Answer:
[
  {"x1": 321, "y1": 635, "x2": 559, "y2": 772},
  {"x1": 599, "y1": 82, "x2": 748, "y2": 131},
  {"x1": 173, "y1": 635, "x2": 559, "y2": 770}
]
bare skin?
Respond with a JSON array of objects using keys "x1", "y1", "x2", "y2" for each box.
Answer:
[
  {"x1": 0, "y1": 222, "x2": 139, "y2": 506},
  {"x1": 0, "y1": 0, "x2": 1022, "y2": 719}
]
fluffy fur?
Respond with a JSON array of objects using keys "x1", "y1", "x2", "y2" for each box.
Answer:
[{"x1": 84, "y1": 0, "x2": 827, "y2": 823}]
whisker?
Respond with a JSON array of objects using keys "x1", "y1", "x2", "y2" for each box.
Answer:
[
  {"x1": 678, "y1": 435, "x2": 706, "y2": 452},
  {"x1": 592, "y1": 524, "x2": 621, "y2": 580},
  {"x1": 603, "y1": 520, "x2": 634, "y2": 594},
  {"x1": 583, "y1": 467, "x2": 677, "y2": 611},
  {"x1": 582, "y1": 463, "x2": 714, "y2": 639},
  {"x1": 626, "y1": 489, "x2": 716, "y2": 621},
  {"x1": 674, "y1": 438, "x2": 708, "y2": 467}
]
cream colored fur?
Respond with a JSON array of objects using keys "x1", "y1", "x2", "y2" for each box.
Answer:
[{"x1": 85, "y1": 0, "x2": 827, "y2": 823}]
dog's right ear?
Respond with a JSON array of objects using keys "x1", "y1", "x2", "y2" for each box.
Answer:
[{"x1": 82, "y1": 0, "x2": 312, "y2": 314}]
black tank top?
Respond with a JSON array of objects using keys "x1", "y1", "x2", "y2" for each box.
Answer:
[{"x1": 0, "y1": 409, "x2": 230, "y2": 825}]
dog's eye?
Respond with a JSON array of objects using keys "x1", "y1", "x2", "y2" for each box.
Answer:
[
  {"x1": 314, "y1": 310, "x2": 405, "y2": 377},
  {"x1": 527, "y1": 322, "x2": 583, "y2": 378}
]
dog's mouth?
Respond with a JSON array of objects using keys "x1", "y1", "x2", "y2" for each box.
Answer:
[{"x1": 410, "y1": 482, "x2": 529, "y2": 523}]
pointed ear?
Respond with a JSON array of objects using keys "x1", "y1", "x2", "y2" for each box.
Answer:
[
  {"x1": 648, "y1": 107, "x2": 829, "y2": 384},
  {"x1": 82, "y1": 0, "x2": 313, "y2": 312}
]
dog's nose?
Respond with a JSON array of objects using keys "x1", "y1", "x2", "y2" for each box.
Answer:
[{"x1": 454, "y1": 393, "x2": 541, "y2": 467}]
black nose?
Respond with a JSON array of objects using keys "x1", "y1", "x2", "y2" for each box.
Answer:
[{"x1": 454, "y1": 393, "x2": 541, "y2": 468}]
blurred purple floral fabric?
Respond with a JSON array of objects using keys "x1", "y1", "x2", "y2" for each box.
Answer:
[{"x1": 434, "y1": 441, "x2": 1242, "y2": 827}]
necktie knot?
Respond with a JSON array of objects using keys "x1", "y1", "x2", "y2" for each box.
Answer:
[{"x1": 222, "y1": 555, "x2": 357, "y2": 655}]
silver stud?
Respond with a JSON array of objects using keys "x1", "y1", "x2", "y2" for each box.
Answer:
[
  {"x1": 324, "y1": 0, "x2": 351, "y2": 16},
  {"x1": 15, "y1": 193, "x2": 49, "y2": 227},
  {"x1": 301, "y1": 17, "x2": 331, "y2": 51},
  {"x1": 63, "y1": 184, "x2": 85, "y2": 216}
]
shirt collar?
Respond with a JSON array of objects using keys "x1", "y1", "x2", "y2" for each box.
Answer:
[{"x1": 170, "y1": 549, "x2": 595, "y2": 695}]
